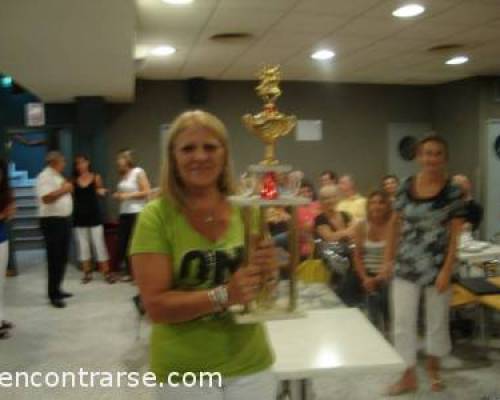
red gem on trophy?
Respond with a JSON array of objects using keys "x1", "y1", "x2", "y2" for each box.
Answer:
[{"x1": 260, "y1": 172, "x2": 278, "y2": 199}]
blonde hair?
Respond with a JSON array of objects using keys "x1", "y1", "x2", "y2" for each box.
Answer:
[
  {"x1": 117, "y1": 149, "x2": 136, "y2": 169},
  {"x1": 160, "y1": 110, "x2": 235, "y2": 206}
]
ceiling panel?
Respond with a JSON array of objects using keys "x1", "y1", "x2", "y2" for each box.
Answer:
[
  {"x1": 138, "y1": 6, "x2": 214, "y2": 32},
  {"x1": 336, "y1": 16, "x2": 414, "y2": 41},
  {"x1": 217, "y1": 0, "x2": 297, "y2": 10},
  {"x1": 392, "y1": 20, "x2": 471, "y2": 41},
  {"x1": 365, "y1": 0, "x2": 459, "y2": 20},
  {"x1": 271, "y1": 11, "x2": 346, "y2": 34},
  {"x1": 294, "y1": 0, "x2": 384, "y2": 17},
  {"x1": 0, "y1": 0, "x2": 135, "y2": 102},
  {"x1": 425, "y1": 2, "x2": 500, "y2": 26},
  {"x1": 204, "y1": 8, "x2": 285, "y2": 34}
]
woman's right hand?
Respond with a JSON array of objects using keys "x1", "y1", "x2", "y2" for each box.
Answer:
[
  {"x1": 226, "y1": 266, "x2": 262, "y2": 305},
  {"x1": 376, "y1": 265, "x2": 392, "y2": 283},
  {"x1": 362, "y1": 276, "x2": 377, "y2": 293}
]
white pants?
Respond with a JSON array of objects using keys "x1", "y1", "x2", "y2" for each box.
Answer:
[
  {"x1": 0, "y1": 241, "x2": 9, "y2": 321},
  {"x1": 74, "y1": 226, "x2": 109, "y2": 262},
  {"x1": 392, "y1": 277, "x2": 452, "y2": 367},
  {"x1": 155, "y1": 369, "x2": 277, "y2": 400}
]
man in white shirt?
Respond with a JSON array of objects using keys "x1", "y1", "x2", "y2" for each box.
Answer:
[{"x1": 36, "y1": 151, "x2": 73, "y2": 308}]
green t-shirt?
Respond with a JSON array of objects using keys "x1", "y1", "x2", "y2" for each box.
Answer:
[{"x1": 129, "y1": 197, "x2": 274, "y2": 381}]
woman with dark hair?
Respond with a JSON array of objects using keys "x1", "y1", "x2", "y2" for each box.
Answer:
[
  {"x1": 113, "y1": 149, "x2": 151, "y2": 282},
  {"x1": 381, "y1": 135, "x2": 465, "y2": 395},
  {"x1": 130, "y1": 110, "x2": 277, "y2": 399},
  {"x1": 0, "y1": 159, "x2": 15, "y2": 339},
  {"x1": 353, "y1": 190, "x2": 392, "y2": 331},
  {"x1": 73, "y1": 155, "x2": 116, "y2": 284},
  {"x1": 382, "y1": 175, "x2": 400, "y2": 203}
]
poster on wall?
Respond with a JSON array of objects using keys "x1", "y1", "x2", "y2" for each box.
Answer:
[
  {"x1": 25, "y1": 103, "x2": 45, "y2": 127},
  {"x1": 296, "y1": 120, "x2": 322, "y2": 141}
]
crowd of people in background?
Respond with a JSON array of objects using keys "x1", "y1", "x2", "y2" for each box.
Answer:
[{"x1": 0, "y1": 109, "x2": 487, "y2": 398}]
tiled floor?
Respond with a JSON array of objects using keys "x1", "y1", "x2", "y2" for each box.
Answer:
[{"x1": 1, "y1": 250, "x2": 499, "y2": 399}]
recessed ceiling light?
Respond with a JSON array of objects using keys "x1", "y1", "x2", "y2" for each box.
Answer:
[
  {"x1": 162, "y1": 0, "x2": 193, "y2": 5},
  {"x1": 445, "y1": 56, "x2": 469, "y2": 65},
  {"x1": 392, "y1": 4, "x2": 425, "y2": 18},
  {"x1": 150, "y1": 45, "x2": 176, "y2": 57},
  {"x1": 311, "y1": 49, "x2": 335, "y2": 60}
]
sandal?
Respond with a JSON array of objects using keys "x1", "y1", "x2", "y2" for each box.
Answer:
[
  {"x1": 0, "y1": 328, "x2": 10, "y2": 340},
  {"x1": 81, "y1": 273, "x2": 93, "y2": 284},
  {"x1": 0, "y1": 320, "x2": 14, "y2": 330},
  {"x1": 120, "y1": 274, "x2": 133, "y2": 283},
  {"x1": 386, "y1": 382, "x2": 417, "y2": 396},
  {"x1": 105, "y1": 273, "x2": 118, "y2": 284},
  {"x1": 430, "y1": 378, "x2": 445, "y2": 392}
]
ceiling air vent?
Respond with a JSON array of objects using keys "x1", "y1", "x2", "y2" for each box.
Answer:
[
  {"x1": 210, "y1": 32, "x2": 253, "y2": 42},
  {"x1": 427, "y1": 44, "x2": 464, "y2": 53}
]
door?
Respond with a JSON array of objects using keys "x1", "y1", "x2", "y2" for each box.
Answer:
[{"x1": 486, "y1": 120, "x2": 500, "y2": 241}]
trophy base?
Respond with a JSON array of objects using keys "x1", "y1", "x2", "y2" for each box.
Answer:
[{"x1": 232, "y1": 304, "x2": 306, "y2": 324}]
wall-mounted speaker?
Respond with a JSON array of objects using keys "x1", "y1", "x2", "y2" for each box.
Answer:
[{"x1": 186, "y1": 77, "x2": 208, "y2": 105}]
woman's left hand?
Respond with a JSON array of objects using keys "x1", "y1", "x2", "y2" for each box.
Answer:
[{"x1": 435, "y1": 269, "x2": 452, "y2": 293}]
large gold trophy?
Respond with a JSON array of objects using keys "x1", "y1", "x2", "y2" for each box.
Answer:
[{"x1": 229, "y1": 66, "x2": 308, "y2": 323}]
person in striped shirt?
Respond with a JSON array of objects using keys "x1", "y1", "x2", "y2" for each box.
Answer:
[{"x1": 352, "y1": 190, "x2": 392, "y2": 332}]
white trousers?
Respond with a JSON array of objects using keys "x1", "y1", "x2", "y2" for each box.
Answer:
[
  {"x1": 392, "y1": 277, "x2": 452, "y2": 367},
  {"x1": 0, "y1": 241, "x2": 9, "y2": 321},
  {"x1": 155, "y1": 369, "x2": 277, "y2": 400},
  {"x1": 74, "y1": 226, "x2": 109, "y2": 263}
]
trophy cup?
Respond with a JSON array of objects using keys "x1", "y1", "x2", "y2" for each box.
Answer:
[{"x1": 229, "y1": 65, "x2": 309, "y2": 323}]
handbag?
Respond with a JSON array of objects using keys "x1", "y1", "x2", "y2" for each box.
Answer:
[
  {"x1": 316, "y1": 239, "x2": 353, "y2": 278},
  {"x1": 296, "y1": 241, "x2": 331, "y2": 284}
]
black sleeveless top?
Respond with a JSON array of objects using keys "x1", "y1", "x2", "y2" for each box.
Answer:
[{"x1": 73, "y1": 176, "x2": 103, "y2": 227}]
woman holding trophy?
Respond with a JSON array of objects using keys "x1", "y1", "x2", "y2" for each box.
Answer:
[{"x1": 130, "y1": 110, "x2": 278, "y2": 399}]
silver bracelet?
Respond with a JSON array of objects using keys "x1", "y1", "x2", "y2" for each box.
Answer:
[
  {"x1": 208, "y1": 285, "x2": 228, "y2": 312},
  {"x1": 214, "y1": 285, "x2": 229, "y2": 308}
]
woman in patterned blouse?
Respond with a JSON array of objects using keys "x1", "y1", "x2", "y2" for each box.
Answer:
[{"x1": 379, "y1": 135, "x2": 465, "y2": 395}]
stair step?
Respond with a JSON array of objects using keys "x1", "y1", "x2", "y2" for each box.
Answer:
[
  {"x1": 16, "y1": 202, "x2": 37, "y2": 208},
  {"x1": 13, "y1": 212, "x2": 38, "y2": 219},
  {"x1": 14, "y1": 236, "x2": 44, "y2": 243},
  {"x1": 14, "y1": 187, "x2": 35, "y2": 197},
  {"x1": 14, "y1": 240, "x2": 44, "y2": 251},
  {"x1": 14, "y1": 199, "x2": 37, "y2": 208},
  {"x1": 12, "y1": 225, "x2": 39, "y2": 231},
  {"x1": 12, "y1": 229, "x2": 42, "y2": 239}
]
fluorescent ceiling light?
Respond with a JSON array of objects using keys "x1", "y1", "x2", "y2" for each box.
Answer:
[
  {"x1": 150, "y1": 46, "x2": 176, "y2": 57},
  {"x1": 162, "y1": 0, "x2": 193, "y2": 4},
  {"x1": 445, "y1": 56, "x2": 469, "y2": 65},
  {"x1": 392, "y1": 4, "x2": 425, "y2": 18},
  {"x1": 311, "y1": 49, "x2": 335, "y2": 60}
]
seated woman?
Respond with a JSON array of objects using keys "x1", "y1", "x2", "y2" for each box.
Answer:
[
  {"x1": 314, "y1": 185, "x2": 354, "y2": 242},
  {"x1": 130, "y1": 110, "x2": 278, "y2": 399},
  {"x1": 352, "y1": 190, "x2": 392, "y2": 332},
  {"x1": 314, "y1": 185, "x2": 360, "y2": 305},
  {"x1": 273, "y1": 180, "x2": 320, "y2": 259}
]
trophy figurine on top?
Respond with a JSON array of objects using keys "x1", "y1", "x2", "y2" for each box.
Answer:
[{"x1": 229, "y1": 65, "x2": 309, "y2": 323}]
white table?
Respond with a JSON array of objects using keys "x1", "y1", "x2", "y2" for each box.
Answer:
[{"x1": 267, "y1": 308, "x2": 405, "y2": 400}]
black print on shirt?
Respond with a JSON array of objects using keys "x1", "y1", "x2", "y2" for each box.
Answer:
[{"x1": 178, "y1": 246, "x2": 244, "y2": 288}]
